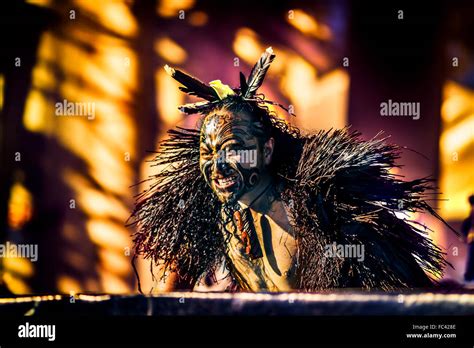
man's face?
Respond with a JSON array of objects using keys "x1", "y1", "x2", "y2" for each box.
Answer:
[{"x1": 199, "y1": 111, "x2": 271, "y2": 204}]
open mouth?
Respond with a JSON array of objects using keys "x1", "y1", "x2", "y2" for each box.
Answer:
[{"x1": 213, "y1": 173, "x2": 240, "y2": 190}]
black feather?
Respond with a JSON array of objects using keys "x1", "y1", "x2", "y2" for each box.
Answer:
[
  {"x1": 245, "y1": 47, "x2": 276, "y2": 98},
  {"x1": 165, "y1": 65, "x2": 219, "y2": 101},
  {"x1": 178, "y1": 101, "x2": 217, "y2": 115},
  {"x1": 239, "y1": 72, "x2": 248, "y2": 95}
]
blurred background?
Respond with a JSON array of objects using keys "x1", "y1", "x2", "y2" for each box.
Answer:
[{"x1": 0, "y1": 0, "x2": 473, "y2": 295}]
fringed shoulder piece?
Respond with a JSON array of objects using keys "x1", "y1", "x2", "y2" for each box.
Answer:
[
  {"x1": 283, "y1": 128, "x2": 456, "y2": 290},
  {"x1": 128, "y1": 127, "x2": 223, "y2": 285}
]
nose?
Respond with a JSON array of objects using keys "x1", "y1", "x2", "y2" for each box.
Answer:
[
  {"x1": 211, "y1": 155, "x2": 232, "y2": 178},
  {"x1": 217, "y1": 159, "x2": 229, "y2": 172}
]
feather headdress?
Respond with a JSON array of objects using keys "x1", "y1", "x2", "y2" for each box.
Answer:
[{"x1": 164, "y1": 47, "x2": 294, "y2": 116}]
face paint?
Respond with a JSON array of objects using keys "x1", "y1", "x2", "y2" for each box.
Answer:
[{"x1": 199, "y1": 111, "x2": 269, "y2": 204}]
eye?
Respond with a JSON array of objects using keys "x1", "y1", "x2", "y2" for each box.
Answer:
[
  {"x1": 200, "y1": 147, "x2": 213, "y2": 160},
  {"x1": 220, "y1": 140, "x2": 244, "y2": 151}
]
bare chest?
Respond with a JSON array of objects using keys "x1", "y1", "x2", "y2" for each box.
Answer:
[{"x1": 224, "y1": 200, "x2": 297, "y2": 291}]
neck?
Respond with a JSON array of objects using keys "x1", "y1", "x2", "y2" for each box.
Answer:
[{"x1": 238, "y1": 175, "x2": 273, "y2": 213}]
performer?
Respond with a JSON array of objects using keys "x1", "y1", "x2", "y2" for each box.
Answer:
[
  {"x1": 130, "y1": 47, "x2": 455, "y2": 292},
  {"x1": 462, "y1": 195, "x2": 474, "y2": 282}
]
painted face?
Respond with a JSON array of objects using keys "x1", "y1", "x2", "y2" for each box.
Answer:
[{"x1": 199, "y1": 111, "x2": 268, "y2": 204}]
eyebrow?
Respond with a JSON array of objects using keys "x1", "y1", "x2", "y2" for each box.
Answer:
[
  {"x1": 216, "y1": 135, "x2": 245, "y2": 149},
  {"x1": 200, "y1": 141, "x2": 212, "y2": 153},
  {"x1": 220, "y1": 138, "x2": 244, "y2": 147},
  {"x1": 201, "y1": 136, "x2": 244, "y2": 154}
]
